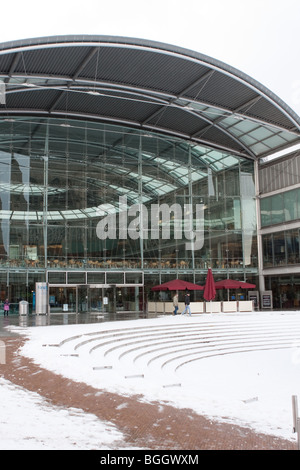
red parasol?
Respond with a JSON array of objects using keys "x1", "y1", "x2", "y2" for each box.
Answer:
[
  {"x1": 151, "y1": 279, "x2": 203, "y2": 291},
  {"x1": 203, "y1": 268, "x2": 216, "y2": 301},
  {"x1": 214, "y1": 279, "x2": 256, "y2": 301},
  {"x1": 215, "y1": 279, "x2": 256, "y2": 289}
]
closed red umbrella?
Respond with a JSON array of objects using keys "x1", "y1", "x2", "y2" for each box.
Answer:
[
  {"x1": 151, "y1": 279, "x2": 204, "y2": 291},
  {"x1": 203, "y1": 268, "x2": 216, "y2": 301}
]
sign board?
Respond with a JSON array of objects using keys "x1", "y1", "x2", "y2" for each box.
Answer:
[
  {"x1": 35, "y1": 282, "x2": 48, "y2": 314},
  {"x1": 248, "y1": 291, "x2": 259, "y2": 309},
  {"x1": 261, "y1": 290, "x2": 273, "y2": 309}
]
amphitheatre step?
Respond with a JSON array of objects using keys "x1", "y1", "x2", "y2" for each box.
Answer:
[{"x1": 38, "y1": 313, "x2": 300, "y2": 394}]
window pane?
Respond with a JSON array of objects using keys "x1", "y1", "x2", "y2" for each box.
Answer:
[
  {"x1": 286, "y1": 229, "x2": 300, "y2": 264},
  {"x1": 107, "y1": 272, "x2": 124, "y2": 284},
  {"x1": 262, "y1": 234, "x2": 273, "y2": 267},
  {"x1": 260, "y1": 197, "x2": 271, "y2": 227},
  {"x1": 271, "y1": 194, "x2": 284, "y2": 224},
  {"x1": 284, "y1": 191, "x2": 298, "y2": 221},
  {"x1": 273, "y1": 232, "x2": 286, "y2": 266}
]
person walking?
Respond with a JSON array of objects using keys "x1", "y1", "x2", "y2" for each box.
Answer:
[
  {"x1": 181, "y1": 292, "x2": 191, "y2": 316},
  {"x1": 3, "y1": 299, "x2": 10, "y2": 316},
  {"x1": 173, "y1": 293, "x2": 178, "y2": 315}
]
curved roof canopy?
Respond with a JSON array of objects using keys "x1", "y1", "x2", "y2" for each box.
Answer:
[{"x1": 0, "y1": 35, "x2": 299, "y2": 160}]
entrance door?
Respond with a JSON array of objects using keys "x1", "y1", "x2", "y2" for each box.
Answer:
[
  {"x1": 48, "y1": 282, "x2": 143, "y2": 313},
  {"x1": 49, "y1": 286, "x2": 77, "y2": 312},
  {"x1": 77, "y1": 285, "x2": 88, "y2": 313},
  {"x1": 88, "y1": 285, "x2": 142, "y2": 313},
  {"x1": 88, "y1": 285, "x2": 115, "y2": 313},
  {"x1": 89, "y1": 286, "x2": 105, "y2": 313},
  {"x1": 49, "y1": 285, "x2": 88, "y2": 313}
]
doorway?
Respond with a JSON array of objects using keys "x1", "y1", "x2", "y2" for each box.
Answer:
[
  {"x1": 88, "y1": 285, "x2": 142, "y2": 313},
  {"x1": 48, "y1": 286, "x2": 73, "y2": 312},
  {"x1": 48, "y1": 284, "x2": 143, "y2": 313}
]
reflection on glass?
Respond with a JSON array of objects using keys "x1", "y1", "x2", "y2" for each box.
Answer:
[{"x1": 0, "y1": 117, "x2": 258, "y2": 302}]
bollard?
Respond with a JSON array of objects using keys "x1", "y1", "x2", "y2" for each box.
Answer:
[
  {"x1": 292, "y1": 395, "x2": 300, "y2": 450},
  {"x1": 0, "y1": 340, "x2": 5, "y2": 364},
  {"x1": 292, "y1": 395, "x2": 298, "y2": 433}
]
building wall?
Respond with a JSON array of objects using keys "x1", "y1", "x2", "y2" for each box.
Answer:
[
  {"x1": 259, "y1": 152, "x2": 300, "y2": 309},
  {"x1": 259, "y1": 152, "x2": 300, "y2": 193}
]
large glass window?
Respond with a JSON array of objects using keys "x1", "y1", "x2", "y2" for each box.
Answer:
[
  {"x1": 262, "y1": 233, "x2": 273, "y2": 267},
  {"x1": 260, "y1": 197, "x2": 272, "y2": 227},
  {"x1": 284, "y1": 191, "x2": 298, "y2": 221},
  {"x1": 261, "y1": 188, "x2": 300, "y2": 227},
  {"x1": 265, "y1": 274, "x2": 300, "y2": 309},
  {"x1": 273, "y1": 231, "x2": 286, "y2": 266},
  {"x1": 0, "y1": 116, "x2": 258, "y2": 302},
  {"x1": 271, "y1": 194, "x2": 284, "y2": 225},
  {"x1": 262, "y1": 228, "x2": 300, "y2": 268},
  {"x1": 286, "y1": 229, "x2": 300, "y2": 264}
]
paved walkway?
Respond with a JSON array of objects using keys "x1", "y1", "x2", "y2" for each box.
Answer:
[{"x1": 1, "y1": 333, "x2": 297, "y2": 450}]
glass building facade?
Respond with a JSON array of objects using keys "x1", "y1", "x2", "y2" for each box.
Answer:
[
  {"x1": 0, "y1": 35, "x2": 299, "y2": 314},
  {"x1": 0, "y1": 116, "x2": 257, "y2": 312},
  {"x1": 259, "y1": 156, "x2": 300, "y2": 309}
]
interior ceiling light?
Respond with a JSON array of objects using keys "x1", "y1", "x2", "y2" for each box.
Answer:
[
  {"x1": 87, "y1": 90, "x2": 101, "y2": 96},
  {"x1": 261, "y1": 143, "x2": 300, "y2": 164}
]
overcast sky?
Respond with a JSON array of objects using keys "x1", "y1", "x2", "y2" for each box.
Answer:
[{"x1": 1, "y1": 0, "x2": 300, "y2": 116}]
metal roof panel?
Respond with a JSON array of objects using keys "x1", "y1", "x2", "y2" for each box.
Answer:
[{"x1": 0, "y1": 35, "x2": 299, "y2": 159}]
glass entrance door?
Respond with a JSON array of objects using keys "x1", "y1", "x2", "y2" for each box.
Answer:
[
  {"x1": 49, "y1": 286, "x2": 77, "y2": 312},
  {"x1": 49, "y1": 285, "x2": 88, "y2": 313},
  {"x1": 48, "y1": 281, "x2": 144, "y2": 314},
  {"x1": 89, "y1": 286, "x2": 105, "y2": 313},
  {"x1": 77, "y1": 285, "x2": 88, "y2": 313},
  {"x1": 88, "y1": 286, "x2": 116, "y2": 313},
  {"x1": 88, "y1": 285, "x2": 142, "y2": 313}
]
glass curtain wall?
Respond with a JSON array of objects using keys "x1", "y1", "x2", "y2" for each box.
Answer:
[
  {"x1": 0, "y1": 117, "x2": 258, "y2": 302},
  {"x1": 262, "y1": 228, "x2": 300, "y2": 267},
  {"x1": 261, "y1": 188, "x2": 300, "y2": 227},
  {"x1": 265, "y1": 274, "x2": 300, "y2": 309}
]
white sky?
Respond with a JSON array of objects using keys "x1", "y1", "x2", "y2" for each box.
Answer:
[{"x1": 1, "y1": 0, "x2": 300, "y2": 116}]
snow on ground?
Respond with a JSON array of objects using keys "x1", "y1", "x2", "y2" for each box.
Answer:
[
  {"x1": 2, "y1": 310, "x2": 300, "y2": 448},
  {"x1": 0, "y1": 377, "x2": 123, "y2": 450}
]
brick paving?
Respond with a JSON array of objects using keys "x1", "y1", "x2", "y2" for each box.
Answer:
[{"x1": 0, "y1": 335, "x2": 297, "y2": 450}]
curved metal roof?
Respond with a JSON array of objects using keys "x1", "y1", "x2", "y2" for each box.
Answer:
[{"x1": 0, "y1": 34, "x2": 299, "y2": 160}]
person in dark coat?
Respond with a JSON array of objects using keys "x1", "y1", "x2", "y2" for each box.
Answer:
[{"x1": 181, "y1": 292, "x2": 191, "y2": 316}]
